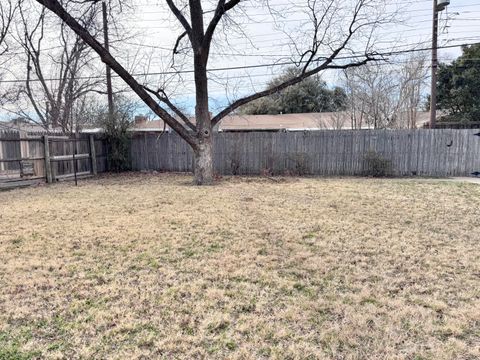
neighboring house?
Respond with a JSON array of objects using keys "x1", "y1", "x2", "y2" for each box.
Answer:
[
  {"x1": 1, "y1": 112, "x2": 432, "y2": 135},
  {"x1": 219, "y1": 113, "x2": 356, "y2": 131},
  {"x1": 0, "y1": 117, "x2": 62, "y2": 134},
  {"x1": 0, "y1": 117, "x2": 63, "y2": 134},
  {"x1": 220, "y1": 112, "x2": 432, "y2": 131},
  {"x1": 131, "y1": 112, "x2": 431, "y2": 132},
  {"x1": 131, "y1": 116, "x2": 171, "y2": 132}
]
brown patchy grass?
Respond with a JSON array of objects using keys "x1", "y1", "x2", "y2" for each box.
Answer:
[{"x1": 0, "y1": 173, "x2": 479, "y2": 359}]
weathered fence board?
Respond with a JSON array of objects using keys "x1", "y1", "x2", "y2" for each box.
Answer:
[{"x1": 130, "y1": 130, "x2": 480, "y2": 177}]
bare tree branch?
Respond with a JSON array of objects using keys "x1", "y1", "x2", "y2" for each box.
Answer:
[
  {"x1": 173, "y1": 31, "x2": 188, "y2": 55},
  {"x1": 211, "y1": 55, "x2": 379, "y2": 126},
  {"x1": 35, "y1": 0, "x2": 197, "y2": 147},
  {"x1": 203, "y1": 0, "x2": 241, "y2": 52},
  {"x1": 165, "y1": 0, "x2": 192, "y2": 42},
  {"x1": 143, "y1": 85, "x2": 197, "y2": 131}
]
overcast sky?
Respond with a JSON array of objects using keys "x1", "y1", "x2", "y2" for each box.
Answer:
[{"x1": 1, "y1": 0, "x2": 480, "y2": 120}]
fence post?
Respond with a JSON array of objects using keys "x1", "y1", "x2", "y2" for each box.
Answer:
[
  {"x1": 43, "y1": 135, "x2": 53, "y2": 183},
  {"x1": 89, "y1": 134, "x2": 98, "y2": 175},
  {"x1": 0, "y1": 134, "x2": 4, "y2": 172}
]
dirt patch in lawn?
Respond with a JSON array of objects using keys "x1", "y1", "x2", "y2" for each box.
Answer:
[{"x1": 1, "y1": 173, "x2": 479, "y2": 359}]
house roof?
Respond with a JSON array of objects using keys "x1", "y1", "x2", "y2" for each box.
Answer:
[
  {"x1": 219, "y1": 112, "x2": 350, "y2": 131},
  {"x1": 131, "y1": 112, "x2": 432, "y2": 132},
  {"x1": 219, "y1": 112, "x2": 432, "y2": 130},
  {"x1": 133, "y1": 119, "x2": 170, "y2": 131},
  {"x1": 0, "y1": 118, "x2": 63, "y2": 134}
]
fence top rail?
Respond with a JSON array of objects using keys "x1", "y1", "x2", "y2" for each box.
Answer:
[
  {"x1": 0, "y1": 137, "x2": 44, "y2": 142},
  {"x1": 130, "y1": 128, "x2": 480, "y2": 136}
]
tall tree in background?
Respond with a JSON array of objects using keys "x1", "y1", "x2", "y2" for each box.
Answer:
[
  {"x1": 0, "y1": 0, "x2": 19, "y2": 106},
  {"x1": 343, "y1": 63, "x2": 396, "y2": 129},
  {"x1": 240, "y1": 68, "x2": 347, "y2": 115},
  {"x1": 34, "y1": 0, "x2": 394, "y2": 184},
  {"x1": 9, "y1": 4, "x2": 103, "y2": 133},
  {"x1": 343, "y1": 54, "x2": 428, "y2": 129},
  {"x1": 0, "y1": 1, "x2": 17, "y2": 56},
  {"x1": 437, "y1": 43, "x2": 480, "y2": 123},
  {"x1": 395, "y1": 54, "x2": 429, "y2": 129}
]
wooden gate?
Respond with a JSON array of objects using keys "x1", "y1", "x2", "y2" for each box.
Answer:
[
  {"x1": 0, "y1": 131, "x2": 105, "y2": 189},
  {"x1": 44, "y1": 135, "x2": 98, "y2": 183}
]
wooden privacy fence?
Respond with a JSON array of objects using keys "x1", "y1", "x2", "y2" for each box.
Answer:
[
  {"x1": 130, "y1": 129, "x2": 480, "y2": 177},
  {"x1": 0, "y1": 130, "x2": 107, "y2": 187}
]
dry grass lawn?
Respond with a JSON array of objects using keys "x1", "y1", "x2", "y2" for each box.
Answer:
[{"x1": 0, "y1": 173, "x2": 479, "y2": 359}]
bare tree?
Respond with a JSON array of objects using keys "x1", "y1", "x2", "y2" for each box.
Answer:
[
  {"x1": 395, "y1": 54, "x2": 429, "y2": 129},
  {"x1": 0, "y1": 0, "x2": 18, "y2": 57},
  {"x1": 343, "y1": 69, "x2": 366, "y2": 129},
  {"x1": 343, "y1": 54, "x2": 428, "y2": 129},
  {"x1": 344, "y1": 64, "x2": 397, "y2": 129},
  {"x1": 34, "y1": 0, "x2": 394, "y2": 184},
  {"x1": 0, "y1": 0, "x2": 20, "y2": 106},
  {"x1": 328, "y1": 111, "x2": 349, "y2": 130},
  {"x1": 10, "y1": 4, "x2": 103, "y2": 133}
]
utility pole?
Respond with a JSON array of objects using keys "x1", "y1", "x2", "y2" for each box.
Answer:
[
  {"x1": 430, "y1": 0, "x2": 450, "y2": 129},
  {"x1": 102, "y1": 0, "x2": 114, "y2": 118},
  {"x1": 430, "y1": 0, "x2": 439, "y2": 129}
]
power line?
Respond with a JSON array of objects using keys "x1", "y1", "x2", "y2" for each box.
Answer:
[
  {"x1": 133, "y1": 7, "x2": 480, "y2": 23},
  {"x1": 1, "y1": 41, "x2": 478, "y2": 85},
  {"x1": 124, "y1": 33, "x2": 480, "y2": 59},
  {"x1": 6, "y1": 4, "x2": 478, "y2": 57},
  {"x1": 128, "y1": 3, "x2": 480, "y2": 30},
  {"x1": 8, "y1": 29, "x2": 476, "y2": 60},
  {"x1": 134, "y1": 0, "x2": 480, "y2": 11},
  {"x1": 137, "y1": 22, "x2": 479, "y2": 48},
  {"x1": 131, "y1": 2, "x2": 480, "y2": 20}
]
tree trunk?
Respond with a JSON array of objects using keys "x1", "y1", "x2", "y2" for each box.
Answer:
[
  {"x1": 192, "y1": 49, "x2": 213, "y2": 185},
  {"x1": 193, "y1": 136, "x2": 213, "y2": 185}
]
